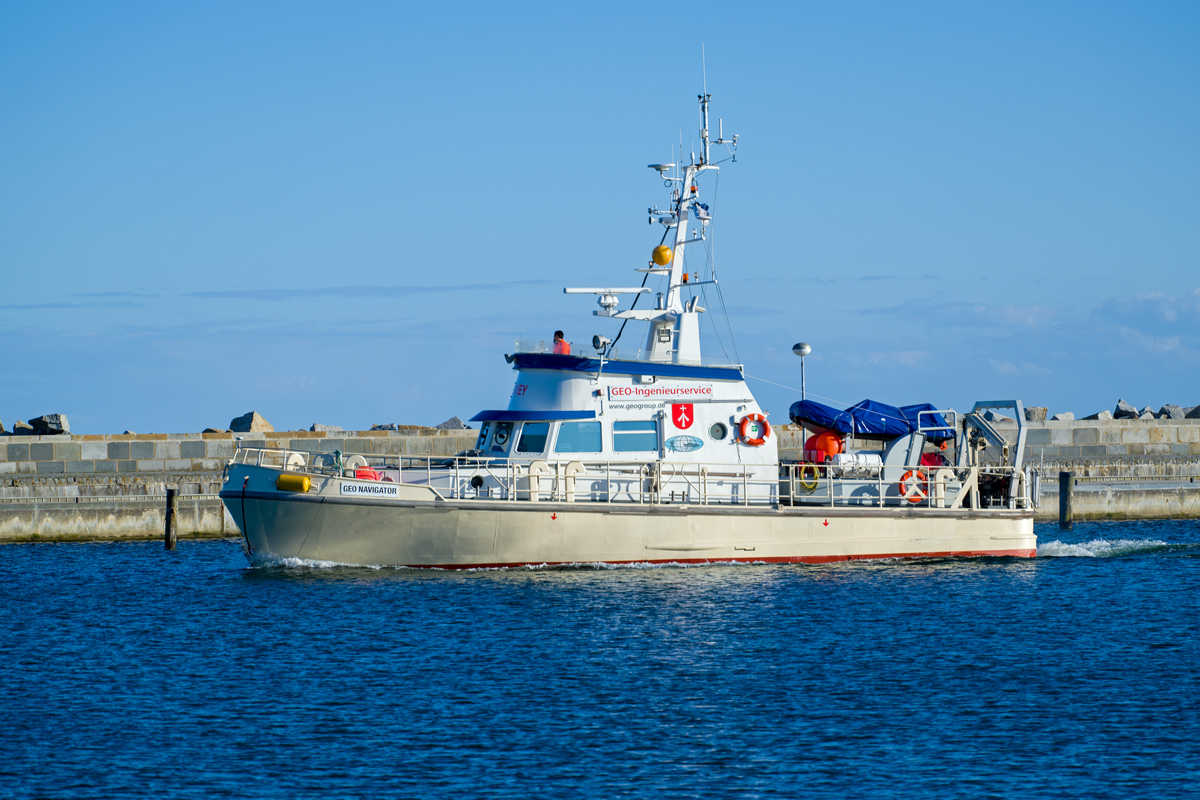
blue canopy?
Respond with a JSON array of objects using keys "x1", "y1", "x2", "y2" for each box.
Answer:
[
  {"x1": 790, "y1": 399, "x2": 956, "y2": 442},
  {"x1": 845, "y1": 399, "x2": 910, "y2": 439},
  {"x1": 788, "y1": 400, "x2": 854, "y2": 435}
]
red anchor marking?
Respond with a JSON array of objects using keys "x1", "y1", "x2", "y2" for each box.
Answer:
[
  {"x1": 551, "y1": 513, "x2": 558, "y2": 521},
  {"x1": 823, "y1": 519, "x2": 829, "y2": 527}
]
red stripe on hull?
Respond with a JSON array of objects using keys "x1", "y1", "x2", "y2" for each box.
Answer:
[{"x1": 401, "y1": 548, "x2": 1038, "y2": 570}]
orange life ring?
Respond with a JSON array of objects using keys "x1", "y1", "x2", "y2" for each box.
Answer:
[
  {"x1": 739, "y1": 413, "x2": 771, "y2": 446},
  {"x1": 898, "y1": 470, "x2": 928, "y2": 504}
]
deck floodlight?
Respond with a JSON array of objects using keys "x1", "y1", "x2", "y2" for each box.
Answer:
[{"x1": 593, "y1": 334, "x2": 610, "y2": 352}]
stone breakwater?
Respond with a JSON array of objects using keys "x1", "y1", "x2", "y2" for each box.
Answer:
[
  {"x1": 0, "y1": 428, "x2": 478, "y2": 542},
  {"x1": 0, "y1": 427, "x2": 479, "y2": 481}
]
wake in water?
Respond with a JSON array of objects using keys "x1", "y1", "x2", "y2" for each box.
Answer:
[
  {"x1": 248, "y1": 554, "x2": 763, "y2": 572},
  {"x1": 1037, "y1": 539, "x2": 1185, "y2": 558},
  {"x1": 249, "y1": 553, "x2": 384, "y2": 570}
]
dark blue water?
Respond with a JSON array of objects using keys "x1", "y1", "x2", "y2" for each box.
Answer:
[{"x1": 2, "y1": 521, "x2": 1199, "y2": 799}]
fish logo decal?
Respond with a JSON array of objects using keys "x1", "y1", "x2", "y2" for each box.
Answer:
[{"x1": 665, "y1": 435, "x2": 704, "y2": 453}]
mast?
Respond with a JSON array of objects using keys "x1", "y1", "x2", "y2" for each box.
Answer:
[{"x1": 565, "y1": 92, "x2": 736, "y2": 365}]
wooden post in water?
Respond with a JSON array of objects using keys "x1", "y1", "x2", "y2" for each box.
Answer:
[
  {"x1": 1058, "y1": 471, "x2": 1073, "y2": 530},
  {"x1": 164, "y1": 487, "x2": 178, "y2": 549}
]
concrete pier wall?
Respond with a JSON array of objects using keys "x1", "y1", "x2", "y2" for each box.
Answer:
[
  {"x1": 0, "y1": 496, "x2": 235, "y2": 542},
  {"x1": 1033, "y1": 483, "x2": 1200, "y2": 521}
]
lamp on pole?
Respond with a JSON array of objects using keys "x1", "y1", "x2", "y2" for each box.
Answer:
[
  {"x1": 793, "y1": 342, "x2": 812, "y2": 459},
  {"x1": 792, "y1": 342, "x2": 811, "y2": 400}
]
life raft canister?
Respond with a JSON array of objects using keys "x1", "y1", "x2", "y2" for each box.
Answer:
[
  {"x1": 898, "y1": 470, "x2": 928, "y2": 504},
  {"x1": 739, "y1": 413, "x2": 771, "y2": 446}
]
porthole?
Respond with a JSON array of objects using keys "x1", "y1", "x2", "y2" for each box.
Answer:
[{"x1": 709, "y1": 422, "x2": 728, "y2": 440}]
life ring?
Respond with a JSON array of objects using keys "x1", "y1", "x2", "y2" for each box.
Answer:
[
  {"x1": 798, "y1": 464, "x2": 819, "y2": 493},
  {"x1": 898, "y1": 470, "x2": 928, "y2": 504},
  {"x1": 739, "y1": 414, "x2": 771, "y2": 446}
]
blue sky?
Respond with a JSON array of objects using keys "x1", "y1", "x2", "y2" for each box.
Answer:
[{"x1": 2, "y1": 2, "x2": 1197, "y2": 433}]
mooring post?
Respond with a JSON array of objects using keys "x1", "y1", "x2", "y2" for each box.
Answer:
[
  {"x1": 1058, "y1": 471, "x2": 1073, "y2": 530},
  {"x1": 164, "y1": 487, "x2": 178, "y2": 549}
]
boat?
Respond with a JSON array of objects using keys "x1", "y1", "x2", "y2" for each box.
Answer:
[{"x1": 220, "y1": 92, "x2": 1037, "y2": 567}]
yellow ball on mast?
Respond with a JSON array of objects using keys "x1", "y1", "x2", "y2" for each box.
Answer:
[{"x1": 651, "y1": 245, "x2": 673, "y2": 266}]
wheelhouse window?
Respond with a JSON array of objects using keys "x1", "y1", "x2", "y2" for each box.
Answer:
[
  {"x1": 554, "y1": 421, "x2": 602, "y2": 453},
  {"x1": 613, "y1": 420, "x2": 658, "y2": 452},
  {"x1": 489, "y1": 422, "x2": 513, "y2": 453},
  {"x1": 475, "y1": 423, "x2": 490, "y2": 450},
  {"x1": 516, "y1": 422, "x2": 551, "y2": 454}
]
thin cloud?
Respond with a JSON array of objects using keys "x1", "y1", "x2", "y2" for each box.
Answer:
[
  {"x1": 859, "y1": 273, "x2": 940, "y2": 282},
  {"x1": 722, "y1": 305, "x2": 785, "y2": 316},
  {"x1": 868, "y1": 350, "x2": 929, "y2": 367},
  {"x1": 861, "y1": 300, "x2": 1059, "y2": 330},
  {"x1": 1095, "y1": 288, "x2": 1200, "y2": 328},
  {"x1": 187, "y1": 279, "x2": 558, "y2": 302},
  {"x1": 73, "y1": 291, "x2": 161, "y2": 298},
  {"x1": 0, "y1": 301, "x2": 146, "y2": 310}
]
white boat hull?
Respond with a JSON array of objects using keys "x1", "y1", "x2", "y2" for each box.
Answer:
[{"x1": 222, "y1": 465, "x2": 1036, "y2": 567}]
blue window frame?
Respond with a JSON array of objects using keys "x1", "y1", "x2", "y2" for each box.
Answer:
[
  {"x1": 554, "y1": 421, "x2": 602, "y2": 453},
  {"x1": 516, "y1": 422, "x2": 551, "y2": 453},
  {"x1": 613, "y1": 420, "x2": 658, "y2": 452}
]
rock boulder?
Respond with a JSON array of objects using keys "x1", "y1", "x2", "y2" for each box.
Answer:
[
  {"x1": 1187, "y1": 406, "x2": 1200, "y2": 420},
  {"x1": 371, "y1": 423, "x2": 398, "y2": 431},
  {"x1": 1084, "y1": 410, "x2": 1115, "y2": 421},
  {"x1": 1051, "y1": 412, "x2": 1075, "y2": 421},
  {"x1": 29, "y1": 414, "x2": 69, "y2": 435},
  {"x1": 435, "y1": 416, "x2": 471, "y2": 430},
  {"x1": 203, "y1": 428, "x2": 230, "y2": 434},
  {"x1": 1113, "y1": 399, "x2": 1139, "y2": 420},
  {"x1": 229, "y1": 412, "x2": 273, "y2": 433},
  {"x1": 310, "y1": 423, "x2": 345, "y2": 432},
  {"x1": 12, "y1": 420, "x2": 33, "y2": 435},
  {"x1": 1024, "y1": 407, "x2": 1048, "y2": 422},
  {"x1": 1159, "y1": 405, "x2": 1185, "y2": 420}
]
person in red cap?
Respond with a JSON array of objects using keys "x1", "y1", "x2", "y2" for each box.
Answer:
[{"x1": 553, "y1": 331, "x2": 571, "y2": 355}]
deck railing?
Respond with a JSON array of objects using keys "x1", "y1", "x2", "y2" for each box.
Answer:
[{"x1": 231, "y1": 446, "x2": 1034, "y2": 511}]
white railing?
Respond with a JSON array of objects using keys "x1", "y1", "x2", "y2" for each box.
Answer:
[
  {"x1": 232, "y1": 446, "x2": 776, "y2": 506},
  {"x1": 231, "y1": 445, "x2": 1032, "y2": 511},
  {"x1": 780, "y1": 462, "x2": 1034, "y2": 510}
]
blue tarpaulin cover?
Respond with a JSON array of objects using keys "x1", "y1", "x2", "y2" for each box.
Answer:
[
  {"x1": 789, "y1": 399, "x2": 956, "y2": 441},
  {"x1": 787, "y1": 400, "x2": 854, "y2": 435},
  {"x1": 844, "y1": 399, "x2": 910, "y2": 439}
]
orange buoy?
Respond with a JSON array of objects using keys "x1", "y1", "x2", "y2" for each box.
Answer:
[
  {"x1": 898, "y1": 470, "x2": 928, "y2": 504},
  {"x1": 739, "y1": 413, "x2": 771, "y2": 446}
]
